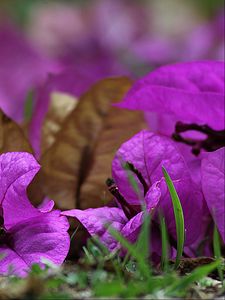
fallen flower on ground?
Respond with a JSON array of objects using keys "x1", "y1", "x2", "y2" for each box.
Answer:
[
  {"x1": 62, "y1": 131, "x2": 207, "y2": 259},
  {"x1": 0, "y1": 152, "x2": 70, "y2": 276},
  {"x1": 117, "y1": 61, "x2": 225, "y2": 184}
]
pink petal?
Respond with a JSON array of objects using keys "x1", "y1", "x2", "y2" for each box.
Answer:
[
  {"x1": 201, "y1": 148, "x2": 225, "y2": 242},
  {"x1": 0, "y1": 210, "x2": 70, "y2": 276},
  {"x1": 0, "y1": 152, "x2": 41, "y2": 230},
  {"x1": 63, "y1": 207, "x2": 127, "y2": 251},
  {"x1": 118, "y1": 61, "x2": 224, "y2": 131}
]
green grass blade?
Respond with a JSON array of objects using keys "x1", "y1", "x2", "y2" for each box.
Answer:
[
  {"x1": 162, "y1": 167, "x2": 185, "y2": 268},
  {"x1": 159, "y1": 213, "x2": 169, "y2": 272},
  {"x1": 166, "y1": 260, "x2": 220, "y2": 296},
  {"x1": 24, "y1": 89, "x2": 34, "y2": 121},
  {"x1": 135, "y1": 212, "x2": 151, "y2": 263},
  {"x1": 213, "y1": 224, "x2": 224, "y2": 283},
  {"x1": 108, "y1": 226, "x2": 151, "y2": 279}
]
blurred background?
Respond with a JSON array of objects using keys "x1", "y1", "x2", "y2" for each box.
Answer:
[
  {"x1": 0, "y1": 0, "x2": 224, "y2": 122},
  {"x1": 1, "y1": 0, "x2": 224, "y2": 69}
]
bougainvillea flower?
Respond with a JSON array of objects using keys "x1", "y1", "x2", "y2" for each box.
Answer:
[
  {"x1": 117, "y1": 61, "x2": 224, "y2": 183},
  {"x1": 112, "y1": 130, "x2": 205, "y2": 245},
  {"x1": 117, "y1": 61, "x2": 224, "y2": 136},
  {"x1": 63, "y1": 131, "x2": 206, "y2": 257},
  {"x1": 201, "y1": 147, "x2": 225, "y2": 242},
  {"x1": 0, "y1": 22, "x2": 57, "y2": 122},
  {"x1": 0, "y1": 152, "x2": 70, "y2": 276}
]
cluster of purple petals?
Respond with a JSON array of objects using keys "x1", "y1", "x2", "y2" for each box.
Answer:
[{"x1": 63, "y1": 61, "x2": 224, "y2": 260}]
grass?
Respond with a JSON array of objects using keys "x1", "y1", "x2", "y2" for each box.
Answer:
[
  {"x1": 0, "y1": 167, "x2": 224, "y2": 299},
  {"x1": 162, "y1": 167, "x2": 185, "y2": 268}
]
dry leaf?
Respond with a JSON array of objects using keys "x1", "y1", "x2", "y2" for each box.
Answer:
[
  {"x1": 29, "y1": 77, "x2": 145, "y2": 210},
  {"x1": 40, "y1": 91, "x2": 78, "y2": 153},
  {"x1": 0, "y1": 110, "x2": 33, "y2": 154},
  {"x1": 79, "y1": 102, "x2": 146, "y2": 209}
]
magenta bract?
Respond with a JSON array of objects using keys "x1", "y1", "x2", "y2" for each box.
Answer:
[
  {"x1": 63, "y1": 131, "x2": 206, "y2": 258},
  {"x1": 201, "y1": 147, "x2": 225, "y2": 242},
  {"x1": 117, "y1": 61, "x2": 224, "y2": 135},
  {"x1": 0, "y1": 152, "x2": 70, "y2": 276}
]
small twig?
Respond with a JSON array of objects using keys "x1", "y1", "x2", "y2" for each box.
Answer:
[
  {"x1": 106, "y1": 178, "x2": 136, "y2": 220},
  {"x1": 124, "y1": 161, "x2": 149, "y2": 196}
]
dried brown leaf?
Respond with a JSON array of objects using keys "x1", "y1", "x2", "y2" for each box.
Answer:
[
  {"x1": 0, "y1": 110, "x2": 33, "y2": 154},
  {"x1": 79, "y1": 102, "x2": 146, "y2": 209},
  {"x1": 40, "y1": 91, "x2": 78, "y2": 154},
  {"x1": 29, "y1": 77, "x2": 145, "y2": 210}
]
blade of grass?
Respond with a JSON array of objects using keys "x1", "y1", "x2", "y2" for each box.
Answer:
[
  {"x1": 108, "y1": 226, "x2": 151, "y2": 279},
  {"x1": 213, "y1": 224, "x2": 224, "y2": 284},
  {"x1": 24, "y1": 89, "x2": 34, "y2": 121},
  {"x1": 70, "y1": 225, "x2": 80, "y2": 243},
  {"x1": 162, "y1": 167, "x2": 185, "y2": 268},
  {"x1": 135, "y1": 212, "x2": 151, "y2": 263},
  {"x1": 159, "y1": 213, "x2": 169, "y2": 272}
]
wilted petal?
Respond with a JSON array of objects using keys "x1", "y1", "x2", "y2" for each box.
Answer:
[
  {"x1": 0, "y1": 152, "x2": 41, "y2": 229},
  {"x1": 201, "y1": 148, "x2": 225, "y2": 242},
  {"x1": 62, "y1": 207, "x2": 127, "y2": 251},
  {"x1": 0, "y1": 211, "x2": 70, "y2": 276}
]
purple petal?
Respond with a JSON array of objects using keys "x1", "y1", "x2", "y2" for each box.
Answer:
[
  {"x1": 62, "y1": 207, "x2": 128, "y2": 251},
  {"x1": 201, "y1": 148, "x2": 225, "y2": 242},
  {"x1": 112, "y1": 130, "x2": 189, "y2": 206},
  {"x1": 0, "y1": 152, "x2": 40, "y2": 229},
  {"x1": 112, "y1": 130, "x2": 205, "y2": 245},
  {"x1": 0, "y1": 246, "x2": 28, "y2": 276},
  {"x1": 0, "y1": 211, "x2": 70, "y2": 276},
  {"x1": 0, "y1": 22, "x2": 57, "y2": 122},
  {"x1": 118, "y1": 61, "x2": 224, "y2": 131},
  {"x1": 38, "y1": 198, "x2": 55, "y2": 213},
  {"x1": 121, "y1": 211, "x2": 144, "y2": 243},
  {"x1": 156, "y1": 177, "x2": 205, "y2": 245}
]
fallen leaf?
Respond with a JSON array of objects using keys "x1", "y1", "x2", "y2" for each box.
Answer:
[
  {"x1": 79, "y1": 101, "x2": 146, "y2": 209},
  {"x1": 40, "y1": 91, "x2": 78, "y2": 154},
  {"x1": 0, "y1": 110, "x2": 33, "y2": 154},
  {"x1": 29, "y1": 77, "x2": 146, "y2": 210}
]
